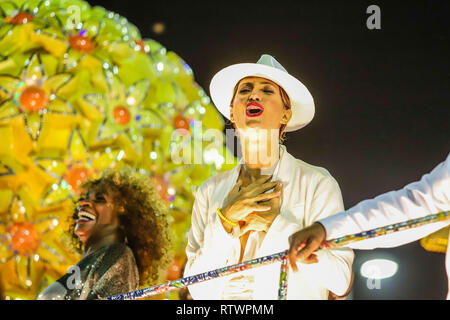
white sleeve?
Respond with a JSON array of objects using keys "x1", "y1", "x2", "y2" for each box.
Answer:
[
  {"x1": 446, "y1": 231, "x2": 450, "y2": 300},
  {"x1": 184, "y1": 182, "x2": 239, "y2": 300},
  {"x1": 299, "y1": 174, "x2": 354, "y2": 297},
  {"x1": 319, "y1": 153, "x2": 450, "y2": 249}
]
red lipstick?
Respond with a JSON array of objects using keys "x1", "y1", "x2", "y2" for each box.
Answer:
[{"x1": 246, "y1": 102, "x2": 264, "y2": 117}]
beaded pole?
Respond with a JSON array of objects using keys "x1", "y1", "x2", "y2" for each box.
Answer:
[
  {"x1": 107, "y1": 210, "x2": 449, "y2": 300},
  {"x1": 277, "y1": 254, "x2": 289, "y2": 300},
  {"x1": 323, "y1": 210, "x2": 449, "y2": 248},
  {"x1": 108, "y1": 250, "x2": 288, "y2": 300}
]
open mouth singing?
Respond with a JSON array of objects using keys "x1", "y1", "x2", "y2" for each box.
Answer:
[{"x1": 246, "y1": 102, "x2": 264, "y2": 117}]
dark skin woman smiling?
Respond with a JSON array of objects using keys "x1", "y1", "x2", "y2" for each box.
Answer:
[{"x1": 37, "y1": 167, "x2": 173, "y2": 300}]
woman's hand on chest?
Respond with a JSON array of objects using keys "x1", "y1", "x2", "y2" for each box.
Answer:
[
  {"x1": 239, "y1": 181, "x2": 282, "y2": 235},
  {"x1": 221, "y1": 175, "x2": 282, "y2": 228}
]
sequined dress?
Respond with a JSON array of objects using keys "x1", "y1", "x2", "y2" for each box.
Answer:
[{"x1": 37, "y1": 242, "x2": 139, "y2": 300}]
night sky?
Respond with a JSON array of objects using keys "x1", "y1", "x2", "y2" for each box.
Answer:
[{"x1": 88, "y1": 0, "x2": 449, "y2": 299}]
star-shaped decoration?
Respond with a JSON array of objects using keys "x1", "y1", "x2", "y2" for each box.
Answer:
[
  {"x1": 81, "y1": 75, "x2": 159, "y2": 151},
  {"x1": 0, "y1": 53, "x2": 76, "y2": 141},
  {"x1": 0, "y1": 193, "x2": 73, "y2": 290}
]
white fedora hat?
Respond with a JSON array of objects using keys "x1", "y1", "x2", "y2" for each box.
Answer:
[{"x1": 209, "y1": 54, "x2": 315, "y2": 132}]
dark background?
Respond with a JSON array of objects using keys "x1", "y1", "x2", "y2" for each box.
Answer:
[{"x1": 88, "y1": 0, "x2": 449, "y2": 299}]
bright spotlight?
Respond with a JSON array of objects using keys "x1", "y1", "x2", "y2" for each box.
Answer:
[{"x1": 360, "y1": 259, "x2": 398, "y2": 280}]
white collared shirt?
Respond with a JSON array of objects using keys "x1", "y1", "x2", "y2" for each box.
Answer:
[{"x1": 184, "y1": 145, "x2": 354, "y2": 300}]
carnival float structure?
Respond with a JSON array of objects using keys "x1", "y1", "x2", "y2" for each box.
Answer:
[{"x1": 0, "y1": 0, "x2": 237, "y2": 299}]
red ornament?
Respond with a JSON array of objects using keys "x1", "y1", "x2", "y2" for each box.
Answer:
[
  {"x1": 7, "y1": 223, "x2": 39, "y2": 255},
  {"x1": 134, "y1": 40, "x2": 148, "y2": 53},
  {"x1": 65, "y1": 167, "x2": 91, "y2": 192},
  {"x1": 173, "y1": 115, "x2": 190, "y2": 132},
  {"x1": 19, "y1": 86, "x2": 48, "y2": 112},
  {"x1": 151, "y1": 175, "x2": 169, "y2": 202},
  {"x1": 113, "y1": 106, "x2": 131, "y2": 125},
  {"x1": 68, "y1": 35, "x2": 95, "y2": 54},
  {"x1": 166, "y1": 258, "x2": 183, "y2": 281},
  {"x1": 7, "y1": 12, "x2": 33, "y2": 25}
]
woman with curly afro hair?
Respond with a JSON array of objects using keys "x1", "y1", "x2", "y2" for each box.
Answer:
[{"x1": 37, "y1": 167, "x2": 173, "y2": 300}]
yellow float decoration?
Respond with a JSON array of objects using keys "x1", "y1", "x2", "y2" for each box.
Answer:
[
  {"x1": 0, "y1": 0, "x2": 237, "y2": 299},
  {"x1": 421, "y1": 226, "x2": 449, "y2": 254}
]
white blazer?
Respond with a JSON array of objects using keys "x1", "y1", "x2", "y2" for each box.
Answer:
[
  {"x1": 320, "y1": 153, "x2": 450, "y2": 299},
  {"x1": 320, "y1": 153, "x2": 450, "y2": 249},
  {"x1": 184, "y1": 145, "x2": 354, "y2": 300}
]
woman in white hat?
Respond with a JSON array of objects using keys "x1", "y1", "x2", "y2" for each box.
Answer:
[{"x1": 184, "y1": 54, "x2": 354, "y2": 299}]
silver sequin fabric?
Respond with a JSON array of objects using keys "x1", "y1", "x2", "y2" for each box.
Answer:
[{"x1": 38, "y1": 242, "x2": 139, "y2": 300}]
